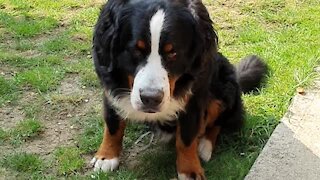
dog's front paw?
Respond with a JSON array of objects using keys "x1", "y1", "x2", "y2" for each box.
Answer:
[
  {"x1": 178, "y1": 172, "x2": 206, "y2": 180},
  {"x1": 176, "y1": 157, "x2": 206, "y2": 180},
  {"x1": 90, "y1": 157, "x2": 119, "y2": 172}
]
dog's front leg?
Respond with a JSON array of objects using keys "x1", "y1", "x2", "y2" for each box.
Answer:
[
  {"x1": 176, "y1": 99, "x2": 206, "y2": 180},
  {"x1": 91, "y1": 95, "x2": 126, "y2": 172}
]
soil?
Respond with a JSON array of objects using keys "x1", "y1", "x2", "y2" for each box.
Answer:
[
  {"x1": 0, "y1": 74, "x2": 101, "y2": 158},
  {"x1": 0, "y1": 106, "x2": 24, "y2": 131}
]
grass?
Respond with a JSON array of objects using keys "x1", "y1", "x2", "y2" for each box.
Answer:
[
  {"x1": 0, "y1": 10, "x2": 58, "y2": 38},
  {"x1": 1, "y1": 152, "x2": 43, "y2": 173},
  {"x1": 0, "y1": 53, "x2": 63, "y2": 69},
  {"x1": 16, "y1": 67, "x2": 65, "y2": 92},
  {"x1": 22, "y1": 97, "x2": 44, "y2": 119},
  {"x1": 0, "y1": 0, "x2": 319, "y2": 179},
  {"x1": 54, "y1": 147, "x2": 85, "y2": 175},
  {"x1": 9, "y1": 119, "x2": 42, "y2": 145},
  {"x1": 0, "y1": 128, "x2": 9, "y2": 145},
  {"x1": 77, "y1": 116, "x2": 104, "y2": 153},
  {"x1": 77, "y1": 115, "x2": 146, "y2": 154},
  {"x1": 0, "y1": 76, "x2": 18, "y2": 106}
]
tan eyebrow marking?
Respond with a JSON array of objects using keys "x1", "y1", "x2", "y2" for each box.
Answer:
[
  {"x1": 164, "y1": 43, "x2": 173, "y2": 53},
  {"x1": 136, "y1": 40, "x2": 146, "y2": 50}
]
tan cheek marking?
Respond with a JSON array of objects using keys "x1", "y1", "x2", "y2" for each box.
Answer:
[
  {"x1": 95, "y1": 120, "x2": 126, "y2": 159},
  {"x1": 176, "y1": 126, "x2": 204, "y2": 178},
  {"x1": 128, "y1": 75, "x2": 134, "y2": 89},
  {"x1": 169, "y1": 76, "x2": 178, "y2": 96}
]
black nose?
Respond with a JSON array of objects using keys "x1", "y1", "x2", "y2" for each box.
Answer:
[{"x1": 140, "y1": 88, "x2": 164, "y2": 107}]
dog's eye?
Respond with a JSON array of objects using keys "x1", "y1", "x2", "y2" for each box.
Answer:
[
  {"x1": 164, "y1": 43, "x2": 176, "y2": 61},
  {"x1": 167, "y1": 52, "x2": 177, "y2": 61}
]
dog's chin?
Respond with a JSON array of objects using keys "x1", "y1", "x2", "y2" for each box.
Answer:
[{"x1": 132, "y1": 103, "x2": 162, "y2": 114}]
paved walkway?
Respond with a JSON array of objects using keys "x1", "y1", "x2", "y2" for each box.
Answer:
[{"x1": 245, "y1": 69, "x2": 320, "y2": 180}]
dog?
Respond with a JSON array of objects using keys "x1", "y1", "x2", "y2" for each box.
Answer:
[{"x1": 90, "y1": 0, "x2": 267, "y2": 179}]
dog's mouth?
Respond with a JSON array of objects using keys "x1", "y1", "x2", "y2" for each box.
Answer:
[
  {"x1": 141, "y1": 107, "x2": 160, "y2": 113},
  {"x1": 132, "y1": 100, "x2": 165, "y2": 114}
]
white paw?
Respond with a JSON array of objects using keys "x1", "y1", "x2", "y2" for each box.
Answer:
[
  {"x1": 178, "y1": 173, "x2": 189, "y2": 180},
  {"x1": 90, "y1": 157, "x2": 119, "y2": 172},
  {"x1": 198, "y1": 138, "x2": 212, "y2": 162}
]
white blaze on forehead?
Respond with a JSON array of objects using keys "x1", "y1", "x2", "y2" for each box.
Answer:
[
  {"x1": 130, "y1": 9, "x2": 171, "y2": 113},
  {"x1": 150, "y1": 9, "x2": 165, "y2": 55},
  {"x1": 142, "y1": 9, "x2": 167, "y2": 90}
]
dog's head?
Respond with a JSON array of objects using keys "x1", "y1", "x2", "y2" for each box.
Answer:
[{"x1": 95, "y1": 0, "x2": 217, "y2": 121}]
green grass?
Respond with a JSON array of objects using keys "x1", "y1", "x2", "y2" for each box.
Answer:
[
  {"x1": 0, "y1": 11, "x2": 58, "y2": 38},
  {"x1": 77, "y1": 115, "x2": 147, "y2": 154},
  {"x1": 65, "y1": 59, "x2": 100, "y2": 88},
  {"x1": 0, "y1": 53, "x2": 63, "y2": 68},
  {"x1": 16, "y1": 67, "x2": 65, "y2": 92},
  {"x1": 1, "y1": 152, "x2": 43, "y2": 173},
  {"x1": 88, "y1": 170, "x2": 138, "y2": 180},
  {"x1": 0, "y1": 76, "x2": 19, "y2": 106},
  {"x1": 0, "y1": 128, "x2": 9, "y2": 145},
  {"x1": 136, "y1": 146, "x2": 176, "y2": 179},
  {"x1": 0, "y1": 0, "x2": 319, "y2": 179},
  {"x1": 9, "y1": 119, "x2": 42, "y2": 145},
  {"x1": 54, "y1": 147, "x2": 85, "y2": 175},
  {"x1": 41, "y1": 35, "x2": 73, "y2": 53},
  {"x1": 22, "y1": 97, "x2": 44, "y2": 119},
  {"x1": 77, "y1": 118, "x2": 103, "y2": 154}
]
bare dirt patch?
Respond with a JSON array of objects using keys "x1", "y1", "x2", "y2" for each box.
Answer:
[
  {"x1": 0, "y1": 106, "x2": 24, "y2": 131},
  {"x1": 21, "y1": 74, "x2": 101, "y2": 156},
  {"x1": 19, "y1": 50, "x2": 42, "y2": 58},
  {"x1": 0, "y1": 64, "x2": 18, "y2": 80}
]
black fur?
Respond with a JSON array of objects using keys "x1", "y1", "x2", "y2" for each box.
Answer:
[
  {"x1": 93, "y1": 0, "x2": 267, "y2": 153},
  {"x1": 103, "y1": 96, "x2": 122, "y2": 135},
  {"x1": 236, "y1": 55, "x2": 268, "y2": 93},
  {"x1": 211, "y1": 53, "x2": 245, "y2": 131}
]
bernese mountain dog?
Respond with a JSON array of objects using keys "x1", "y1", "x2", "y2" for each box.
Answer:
[{"x1": 90, "y1": 0, "x2": 267, "y2": 179}]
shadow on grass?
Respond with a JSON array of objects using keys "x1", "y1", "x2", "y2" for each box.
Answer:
[
  {"x1": 125, "y1": 113, "x2": 277, "y2": 180},
  {"x1": 103, "y1": 113, "x2": 278, "y2": 180},
  {"x1": 132, "y1": 144, "x2": 176, "y2": 180},
  {"x1": 204, "y1": 113, "x2": 277, "y2": 180}
]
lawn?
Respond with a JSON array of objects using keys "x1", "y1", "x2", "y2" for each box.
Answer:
[{"x1": 0, "y1": 0, "x2": 319, "y2": 179}]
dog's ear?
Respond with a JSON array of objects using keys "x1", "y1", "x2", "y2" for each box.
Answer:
[
  {"x1": 186, "y1": 0, "x2": 218, "y2": 51},
  {"x1": 185, "y1": 0, "x2": 218, "y2": 75},
  {"x1": 93, "y1": 1, "x2": 126, "y2": 74}
]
